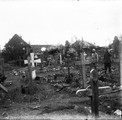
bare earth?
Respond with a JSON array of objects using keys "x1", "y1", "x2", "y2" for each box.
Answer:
[{"x1": 0, "y1": 65, "x2": 121, "y2": 120}]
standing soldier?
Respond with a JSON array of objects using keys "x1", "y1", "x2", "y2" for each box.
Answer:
[
  {"x1": 103, "y1": 49, "x2": 112, "y2": 74},
  {"x1": 91, "y1": 49, "x2": 99, "y2": 69}
]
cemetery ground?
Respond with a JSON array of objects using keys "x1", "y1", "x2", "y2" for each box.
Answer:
[{"x1": 0, "y1": 62, "x2": 121, "y2": 119}]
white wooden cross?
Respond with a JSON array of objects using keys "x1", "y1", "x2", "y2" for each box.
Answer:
[
  {"x1": 24, "y1": 53, "x2": 41, "y2": 67},
  {"x1": 24, "y1": 53, "x2": 41, "y2": 79}
]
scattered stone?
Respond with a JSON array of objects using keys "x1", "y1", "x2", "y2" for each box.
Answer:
[{"x1": 114, "y1": 109, "x2": 122, "y2": 117}]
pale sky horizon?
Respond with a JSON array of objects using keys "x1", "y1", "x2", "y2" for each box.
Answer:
[{"x1": 0, "y1": 0, "x2": 122, "y2": 49}]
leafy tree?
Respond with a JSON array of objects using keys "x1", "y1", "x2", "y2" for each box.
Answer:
[
  {"x1": 2, "y1": 34, "x2": 30, "y2": 62},
  {"x1": 48, "y1": 48, "x2": 59, "y2": 56},
  {"x1": 64, "y1": 40, "x2": 70, "y2": 55},
  {"x1": 72, "y1": 40, "x2": 82, "y2": 57}
]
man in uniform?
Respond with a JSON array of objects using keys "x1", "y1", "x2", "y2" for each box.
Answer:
[
  {"x1": 103, "y1": 49, "x2": 112, "y2": 74},
  {"x1": 91, "y1": 49, "x2": 99, "y2": 69}
]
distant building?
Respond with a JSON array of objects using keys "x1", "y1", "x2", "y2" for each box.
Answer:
[{"x1": 31, "y1": 45, "x2": 53, "y2": 54}]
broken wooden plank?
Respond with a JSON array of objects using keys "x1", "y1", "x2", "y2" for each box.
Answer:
[
  {"x1": 0, "y1": 83, "x2": 8, "y2": 93},
  {"x1": 76, "y1": 86, "x2": 112, "y2": 97},
  {"x1": 76, "y1": 88, "x2": 91, "y2": 97},
  {"x1": 99, "y1": 86, "x2": 112, "y2": 95}
]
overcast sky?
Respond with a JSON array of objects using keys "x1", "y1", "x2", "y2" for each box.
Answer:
[{"x1": 0, "y1": 0, "x2": 122, "y2": 49}]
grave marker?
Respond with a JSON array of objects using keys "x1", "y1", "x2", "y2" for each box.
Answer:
[
  {"x1": 81, "y1": 53, "x2": 87, "y2": 88},
  {"x1": 24, "y1": 53, "x2": 41, "y2": 79},
  {"x1": 90, "y1": 68, "x2": 99, "y2": 117},
  {"x1": 24, "y1": 53, "x2": 41, "y2": 67},
  {"x1": 119, "y1": 41, "x2": 122, "y2": 109},
  {"x1": 27, "y1": 56, "x2": 33, "y2": 85},
  {"x1": 75, "y1": 53, "x2": 91, "y2": 88},
  {"x1": 119, "y1": 41, "x2": 122, "y2": 89},
  {"x1": 76, "y1": 69, "x2": 114, "y2": 117},
  {"x1": 76, "y1": 67, "x2": 99, "y2": 117},
  {"x1": 60, "y1": 53, "x2": 62, "y2": 64},
  {"x1": 0, "y1": 58, "x2": 4, "y2": 74}
]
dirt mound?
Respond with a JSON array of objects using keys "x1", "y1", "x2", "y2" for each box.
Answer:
[{"x1": 2, "y1": 81, "x2": 57, "y2": 104}]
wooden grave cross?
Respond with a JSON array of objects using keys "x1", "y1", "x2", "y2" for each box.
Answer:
[
  {"x1": 90, "y1": 68, "x2": 99, "y2": 117},
  {"x1": 24, "y1": 53, "x2": 41, "y2": 67},
  {"x1": 24, "y1": 53, "x2": 41, "y2": 80},
  {"x1": 75, "y1": 52, "x2": 91, "y2": 88},
  {"x1": 76, "y1": 68, "x2": 112, "y2": 117}
]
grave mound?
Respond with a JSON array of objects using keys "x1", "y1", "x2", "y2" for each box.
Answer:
[{"x1": 1, "y1": 80, "x2": 57, "y2": 104}]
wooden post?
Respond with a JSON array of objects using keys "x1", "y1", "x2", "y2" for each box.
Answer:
[
  {"x1": 27, "y1": 56, "x2": 32, "y2": 85},
  {"x1": 19, "y1": 56, "x2": 21, "y2": 67},
  {"x1": 119, "y1": 42, "x2": 122, "y2": 108},
  {"x1": 0, "y1": 58, "x2": 4, "y2": 75},
  {"x1": 119, "y1": 41, "x2": 122, "y2": 89},
  {"x1": 90, "y1": 68, "x2": 99, "y2": 117},
  {"x1": 24, "y1": 53, "x2": 41, "y2": 80},
  {"x1": 67, "y1": 54, "x2": 70, "y2": 78},
  {"x1": 81, "y1": 53, "x2": 87, "y2": 88},
  {"x1": 60, "y1": 53, "x2": 63, "y2": 65}
]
